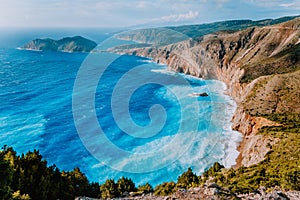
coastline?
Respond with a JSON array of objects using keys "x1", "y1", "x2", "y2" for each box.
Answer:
[
  {"x1": 109, "y1": 17, "x2": 300, "y2": 172},
  {"x1": 222, "y1": 93, "x2": 243, "y2": 168},
  {"x1": 207, "y1": 80, "x2": 243, "y2": 168},
  {"x1": 136, "y1": 54, "x2": 244, "y2": 169},
  {"x1": 110, "y1": 46, "x2": 249, "y2": 171},
  {"x1": 148, "y1": 62, "x2": 243, "y2": 169},
  {"x1": 233, "y1": 137, "x2": 245, "y2": 168}
]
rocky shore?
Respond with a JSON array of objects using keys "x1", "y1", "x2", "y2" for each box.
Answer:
[{"x1": 111, "y1": 17, "x2": 300, "y2": 168}]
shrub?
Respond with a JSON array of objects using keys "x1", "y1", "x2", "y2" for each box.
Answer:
[
  {"x1": 154, "y1": 182, "x2": 176, "y2": 196},
  {"x1": 12, "y1": 191, "x2": 31, "y2": 200},
  {"x1": 117, "y1": 177, "x2": 136, "y2": 196},
  {"x1": 0, "y1": 149, "x2": 13, "y2": 200},
  {"x1": 177, "y1": 168, "x2": 199, "y2": 189},
  {"x1": 100, "y1": 179, "x2": 118, "y2": 199},
  {"x1": 137, "y1": 182, "x2": 153, "y2": 194},
  {"x1": 203, "y1": 162, "x2": 224, "y2": 178}
]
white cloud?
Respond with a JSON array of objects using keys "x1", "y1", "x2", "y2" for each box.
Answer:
[
  {"x1": 135, "y1": 1, "x2": 154, "y2": 8},
  {"x1": 246, "y1": 0, "x2": 294, "y2": 7},
  {"x1": 280, "y1": 3, "x2": 294, "y2": 7},
  {"x1": 152, "y1": 11, "x2": 199, "y2": 23},
  {"x1": 280, "y1": 1, "x2": 300, "y2": 9},
  {"x1": 239, "y1": 0, "x2": 300, "y2": 12}
]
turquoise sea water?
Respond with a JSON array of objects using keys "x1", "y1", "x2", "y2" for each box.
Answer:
[{"x1": 0, "y1": 29, "x2": 241, "y2": 186}]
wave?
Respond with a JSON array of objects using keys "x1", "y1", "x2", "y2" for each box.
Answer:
[
  {"x1": 0, "y1": 113, "x2": 46, "y2": 152},
  {"x1": 16, "y1": 47, "x2": 42, "y2": 52},
  {"x1": 137, "y1": 59, "x2": 154, "y2": 64},
  {"x1": 151, "y1": 69, "x2": 177, "y2": 76},
  {"x1": 0, "y1": 47, "x2": 242, "y2": 185}
]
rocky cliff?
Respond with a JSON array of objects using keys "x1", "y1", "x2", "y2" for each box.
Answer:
[
  {"x1": 22, "y1": 36, "x2": 97, "y2": 53},
  {"x1": 111, "y1": 18, "x2": 300, "y2": 167}
]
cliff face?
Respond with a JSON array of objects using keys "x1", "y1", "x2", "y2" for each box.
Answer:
[
  {"x1": 111, "y1": 18, "x2": 300, "y2": 167},
  {"x1": 22, "y1": 36, "x2": 97, "y2": 53}
]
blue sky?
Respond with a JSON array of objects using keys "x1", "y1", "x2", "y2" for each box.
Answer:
[{"x1": 0, "y1": 0, "x2": 299, "y2": 28}]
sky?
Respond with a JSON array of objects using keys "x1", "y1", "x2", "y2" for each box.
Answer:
[{"x1": 0, "y1": 0, "x2": 299, "y2": 28}]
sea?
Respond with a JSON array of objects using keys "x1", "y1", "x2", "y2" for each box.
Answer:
[{"x1": 0, "y1": 28, "x2": 242, "y2": 186}]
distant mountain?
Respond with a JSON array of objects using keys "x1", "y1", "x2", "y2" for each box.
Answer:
[
  {"x1": 22, "y1": 36, "x2": 97, "y2": 53},
  {"x1": 116, "y1": 15, "x2": 300, "y2": 46},
  {"x1": 167, "y1": 15, "x2": 300, "y2": 38}
]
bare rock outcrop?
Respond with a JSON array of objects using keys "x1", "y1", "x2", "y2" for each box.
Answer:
[{"x1": 76, "y1": 184, "x2": 300, "y2": 200}]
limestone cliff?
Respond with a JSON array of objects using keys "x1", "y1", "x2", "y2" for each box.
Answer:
[{"x1": 111, "y1": 18, "x2": 300, "y2": 167}]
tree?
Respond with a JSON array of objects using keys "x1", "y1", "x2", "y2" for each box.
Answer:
[
  {"x1": 0, "y1": 149, "x2": 13, "y2": 200},
  {"x1": 16, "y1": 149, "x2": 50, "y2": 199},
  {"x1": 100, "y1": 179, "x2": 118, "y2": 199},
  {"x1": 117, "y1": 177, "x2": 136, "y2": 196},
  {"x1": 66, "y1": 167, "x2": 90, "y2": 197},
  {"x1": 203, "y1": 162, "x2": 224, "y2": 178},
  {"x1": 85, "y1": 182, "x2": 101, "y2": 198},
  {"x1": 177, "y1": 168, "x2": 199, "y2": 189},
  {"x1": 154, "y1": 182, "x2": 176, "y2": 196},
  {"x1": 137, "y1": 183, "x2": 153, "y2": 194},
  {"x1": 0, "y1": 146, "x2": 103, "y2": 200},
  {"x1": 60, "y1": 171, "x2": 76, "y2": 200}
]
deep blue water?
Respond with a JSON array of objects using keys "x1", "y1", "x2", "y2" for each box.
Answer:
[{"x1": 0, "y1": 29, "x2": 241, "y2": 186}]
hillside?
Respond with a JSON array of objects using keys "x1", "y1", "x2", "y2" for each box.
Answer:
[
  {"x1": 167, "y1": 15, "x2": 300, "y2": 39},
  {"x1": 110, "y1": 17, "x2": 300, "y2": 195},
  {"x1": 115, "y1": 15, "x2": 299, "y2": 45},
  {"x1": 22, "y1": 36, "x2": 97, "y2": 53}
]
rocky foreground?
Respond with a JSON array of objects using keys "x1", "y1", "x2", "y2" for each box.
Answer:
[{"x1": 76, "y1": 182, "x2": 300, "y2": 200}]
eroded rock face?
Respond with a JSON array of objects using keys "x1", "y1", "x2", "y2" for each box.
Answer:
[
  {"x1": 111, "y1": 18, "x2": 300, "y2": 167},
  {"x1": 22, "y1": 36, "x2": 97, "y2": 53}
]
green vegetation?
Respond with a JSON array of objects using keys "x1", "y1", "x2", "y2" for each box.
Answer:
[
  {"x1": 117, "y1": 177, "x2": 136, "y2": 196},
  {"x1": 1, "y1": 141, "x2": 299, "y2": 199},
  {"x1": 177, "y1": 168, "x2": 199, "y2": 189},
  {"x1": 261, "y1": 113, "x2": 300, "y2": 126},
  {"x1": 117, "y1": 16, "x2": 299, "y2": 47},
  {"x1": 209, "y1": 129, "x2": 300, "y2": 193},
  {"x1": 23, "y1": 36, "x2": 97, "y2": 53},
  {"x1": 0, "y1": 146, "x2": 137, "y2": 200},
  {"x1": 100, "y1": 179, "x2": 118, "y2": 199},
  {"x1": 168, "y1": 15, "x2": 299, "y2": 39},
  {"x1": 0, "y1": 146, "x2": 98, "y2": 200},
  {"x1": 241, "y1": 44, "x2": 300, "y2": 83},
  {"x1": 137, "y1": 182, "x2": 153, "y2": 195},
  {"x1": 154, "y1": 181, "x2": 176, "y2": 196},
  {"x1": 203, "y1": 110, "x2": 300, "y2": 193}
]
